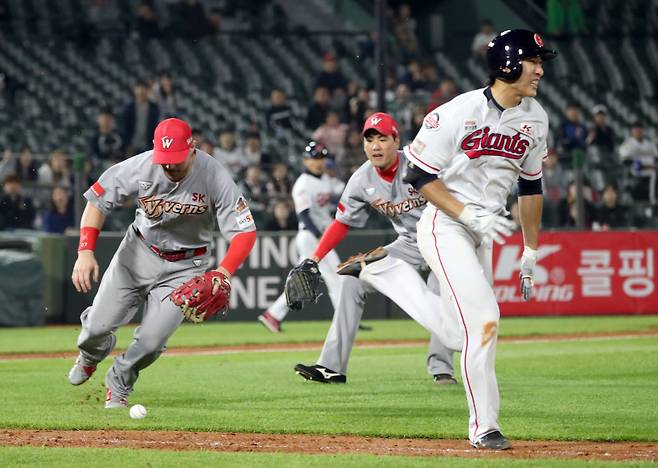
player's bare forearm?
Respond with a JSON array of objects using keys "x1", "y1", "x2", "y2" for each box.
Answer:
[
  {"x1": 518, "y1": 194, "x2": 543, "y2": 249},
  {"x1": 419, "y1": 179, "x2": 465, "y2": 219},
  {"x1": 80, "y1": 202, "x2": 106, "y2": 232}
]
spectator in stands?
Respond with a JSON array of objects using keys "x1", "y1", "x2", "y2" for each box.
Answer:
[
  {"x1": 89, "y1": 108, "x2": 123, "y2": 166},
  {"x1": 264, "y1": 199, "x2": 297, "y2": 231},
  {"x1": 266, "y1": 88, "x2": 292, "y2": 133},
  {"x1": 394, "y1": 3, "x2": 420, "y2": 62},
  {"x1": 306, "y1": 86, "x2": 330, "y2": 131},
  {"x1": 542, "y1": 149, "x2": 569, "y2": 228},
  {"x1": 391, "y1": 85, "x2": 412, "y2": 125},
  {"x1": 38, "y1": 150, "x2": 71, "y2": 188},
  {"x1": 420, "y1": 62, "x2": 440, "y2": 93},
  {"x1": 592, "y1": 183, "x2": 626, "y2": 230},
  {"x1": 400, "y1": 60, "x2": 425, "y2": 92},
  {"x1": 121, "y1": 80, "x2": 160, "y2": 155},
  {"x1": 266, "y1": 162, "x2": 293, "y2": 200},
  {"x1": 619, "y1": 121, "x2": 658, "y2": 204},
  {"x1": 1, "y1": 146, "x2": 39, "y2": 182},
  {"x1": 315, "y1": 53, "x2": 347, "y2": 95},
  {"x1": 152, "y1": 73, "x2": 178, "y2": 118},
  {"x1": 243, "y1": 131, "x2": 274, "y2": 167},
  {"x1": 324, "y1": 157, "x2": 346, "y2": 201},
  {"x1": 561, "y1": 180, "x2": 595, "y2": 229},
  {"x1": 170, "y1": 0, "x2": 213, "y2": 37},
  {"x1": 41, "y1": 186, "x2": 75, "y2": 234},
  {"x1": 348, "y1": 87, "x2": 371, "y2": 128},
  {"x1": 239, "y1": 164, "x2": 269, "y2": 213},
  {"x1": 0, "y1": 173, "x2": 35, "y2": 230},
  {"x1": 427, "y1": 78, "x2": 459, "y2": 113},
  {"x1": 587, "y1": 105, "x2": 615, "y2": 155},
  {"x1": 559, "y1": 103, "x2": 588, "y2": 163},
  {"x1": 340, "y1": 128, "x2": 364, "y2": 179},
  {"x1": 134, "y1": 1, "x2": 160, "y2": 39},
  {"x1": 471, "y1": 20, "x2": 497, "y2": 61},
  {"x1": 406, "y1": 105, "x2": 427, "y2": 143},
  {"x1": 312, "y1": 111, "x2": 348, "y2": 160},
  {"x1": 213, "y1": 128, "x2": 244, "y2": 175}
]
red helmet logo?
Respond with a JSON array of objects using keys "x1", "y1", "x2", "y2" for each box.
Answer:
[{"x1": 534, "y1": 33, "x2": 544, "y2": 47}]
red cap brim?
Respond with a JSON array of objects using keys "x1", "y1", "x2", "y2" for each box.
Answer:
[{"x1": 152, "y1": 148, "x2": 189, "y2": 165}]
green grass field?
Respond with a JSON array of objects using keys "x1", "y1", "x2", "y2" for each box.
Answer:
[{"x1": 1, "y1": 316, "x2": 657, "y2": 466}]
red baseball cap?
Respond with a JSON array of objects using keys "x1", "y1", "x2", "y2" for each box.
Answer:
[
  {"x1": 361, "y1": 112, "x2": 399, "y2": 138},
  {"x1": 152, "y1": 118, "x2": 194, "y2": 164}
]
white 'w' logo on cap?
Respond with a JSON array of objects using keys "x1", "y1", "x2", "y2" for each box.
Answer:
[
  {"x1": 370, "y1": 117, "x2": 382, "y2": 126},
  {"x1": 161, "y1": 136, "x2": 174, "y2": 148}
]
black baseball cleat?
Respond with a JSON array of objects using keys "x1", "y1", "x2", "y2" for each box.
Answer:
[
  {"x1": 358, "y1": 323, "x2": 373, "y2": 331},
  {"x1": 433, "y1": 373, "x2": 458, "y2": 385},
  {"x1": 294, "y1": 363, "x2": 346, "y2": 383},
  {"x1": 472, "y1": 431, "x2": 512, "y2": 450}
]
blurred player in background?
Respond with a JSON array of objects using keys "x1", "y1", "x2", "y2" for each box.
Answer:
[{"x1": 258, "y1": 142, "x2": 341, "y2": 332}]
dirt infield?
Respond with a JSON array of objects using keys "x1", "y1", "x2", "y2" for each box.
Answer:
[{"x1": 1, "y1": 429, "x2": 656, "y2": 461}]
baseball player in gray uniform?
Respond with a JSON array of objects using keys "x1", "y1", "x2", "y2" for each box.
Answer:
[
  {"x1": 294, "y1": 113, "x2": 460, "y2": 384},
  {"x1": 258, "y1": 142, "x2": 342, "y2": 333},
  {"x1": 403, "y1": 30, "x2": 557, "y2": 449},
  {"x1": 68, "y1": 118, "x2": 257, "y2": 408}
]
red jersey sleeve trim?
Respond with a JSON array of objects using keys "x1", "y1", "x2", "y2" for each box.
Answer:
[
  {"x1": 313, "y1": 220, "x2": 350, "y2": 261},
  {"x1": 219, "y1": 231, "x2": 257, "y2": 275}
]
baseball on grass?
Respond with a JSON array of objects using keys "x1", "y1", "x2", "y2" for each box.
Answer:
[{"x1": 129, "y1": 404, "x2": 147, "y2": 419}]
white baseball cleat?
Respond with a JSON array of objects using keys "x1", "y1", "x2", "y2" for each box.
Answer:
[{"x1": 68, "y1": 355, "x2": 97, "y2": 386}]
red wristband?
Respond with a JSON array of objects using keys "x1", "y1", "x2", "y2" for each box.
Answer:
[{"x1": 78, "y1": 227, "x2": 100, "y2": 252}]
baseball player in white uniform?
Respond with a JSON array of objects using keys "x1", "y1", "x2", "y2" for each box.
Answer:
[
  {"x1": 68, "y1": 118, "x2": 257, "y2": 408},
  {"x1": 402, "y1": 30, "x2": 557, "y2": 449},
  {"x1": 258, "y1": 142, "x2": 342, "y2": 332},
  {"x1": 293, "y1": 113, "x2": 460, "y2": 384}
]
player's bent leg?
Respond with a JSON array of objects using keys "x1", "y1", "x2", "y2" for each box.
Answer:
[
  {"x1": 417, "y1": 209, "x2": 502, "y2": 443},
  {"x1": 359, "y1": 255, "x2": 461, "y2": 351},
  {"x1": 312, "y1": 276, "x2": 371, "y2": 377}
]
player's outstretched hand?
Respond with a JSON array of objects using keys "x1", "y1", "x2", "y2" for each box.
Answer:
[
  {"x1": 458, "y1": 205, "x2": 516, "y2": 244},
  {"x1": 519, "y1": 246, "x2": 538, "y2": 301},
  {"x1": 72, "y1": 251, "x2": 100, "y2": 293}
]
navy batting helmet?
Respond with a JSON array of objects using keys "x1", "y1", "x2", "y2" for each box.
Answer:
[
  {"x1": 486, "y1": 29, "x2": 557, "y2": 82},
  {"x1": 303, "y1": 141, "x2": 329, "y2": 159}
]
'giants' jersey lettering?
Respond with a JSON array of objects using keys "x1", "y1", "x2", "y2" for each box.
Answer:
[
  {"x1": 138, "y1": 196, "x2": 209, "y2": 219},
  {"x1": 461, "y1": 127, "x2": 530, "y2": 160}
]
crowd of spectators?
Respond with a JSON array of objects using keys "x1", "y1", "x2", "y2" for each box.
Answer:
[{"x1": 1, "y1": 1, "x2": 657, "y2": 235}]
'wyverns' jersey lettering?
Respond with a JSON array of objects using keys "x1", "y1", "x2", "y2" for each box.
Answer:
[
  {"x1": 370, "y1": 196, "x2": 427, "y2": 218},
  {"x1": 138, "y1": 196, "x2": 209, "y2": 219},
  {"x1": 403, "y1": 87, "x2": 549, "y2": 214},
  {"x1": 461, "y1": 127, "x2": 530, "y2": 159},
  {"x1": 336, "y1": 151, "x2": 425, "y2": 244},
  {"x1": 83, "y1": 150, "x2": 254, "y2": 252}
]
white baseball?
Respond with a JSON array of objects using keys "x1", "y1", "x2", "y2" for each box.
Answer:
[{"x1": 129, "y1": 404, "x2": 147, "y2": 419}]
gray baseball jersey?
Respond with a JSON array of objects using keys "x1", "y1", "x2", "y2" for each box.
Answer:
[
  {"x1": 336, "y1": 150, "x2": 426, "y2": 264},
  {"x1": 85, "y1": 149, "x2": 255, "y2": 250}
]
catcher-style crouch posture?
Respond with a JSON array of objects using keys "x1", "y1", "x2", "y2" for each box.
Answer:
[
  {"x1": 288, "y1": 113, "x2": 461, "y2": 384},
  {"x1": 68, "y1": 118, "x2": 256, "y2": 408},
  {"x1": 405, "y1": 30, "x2": 556, "y2": 449}
]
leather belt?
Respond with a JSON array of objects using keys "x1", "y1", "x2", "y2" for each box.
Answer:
[{"x1": 133, "y1": 227, "x2": 206, "y2": 262}]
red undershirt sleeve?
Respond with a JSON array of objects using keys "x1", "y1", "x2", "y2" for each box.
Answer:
[
  {"x1": 219, "y1": 231, "x2": 257, "y2": 275},
  {"x1": 313, "y1": 220, "x2": 350, "y2": 261}
]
